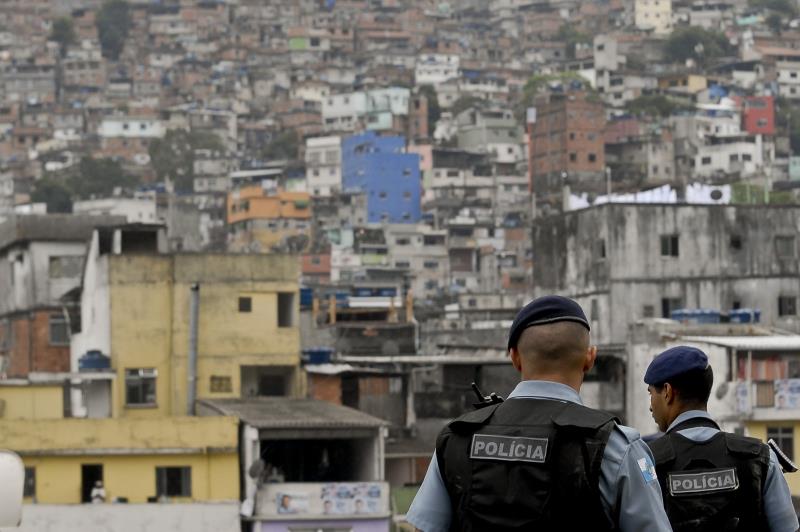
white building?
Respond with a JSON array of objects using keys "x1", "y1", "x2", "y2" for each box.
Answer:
[
  {"x1": 73, "y1": 197, "x2": 160, "y2": 224},
  {"x1": 635, "y1": 0, "x2": 672, "y2": 34},
  {"x1": 305, "y1": 136, "x2": 341, "y2": 197},
  {"x1": 415, "y1": 54, "x2": 460, "y2": 86},
  {"x1": 97, "y1": 117, "x2": 165, "y2": 139}
]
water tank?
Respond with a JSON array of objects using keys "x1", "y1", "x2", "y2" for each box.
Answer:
[
  {"x1": 78, "y1": 350, "x2": 111, "y2": 372},
  {"x1": 302, "y1": 348, "x2": 334, "y2": 365},
  {"x1": 729, "y1": 308, "x2": 761, "y2": 324}
]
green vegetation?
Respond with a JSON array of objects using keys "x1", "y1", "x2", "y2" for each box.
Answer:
[
  {"x1": 97, "y1": 0, "x2": 131, "y2": 60},
  {"x1": 625, "y1": 95, "x2": 693, "y2": 118},
  {"x1": 149, "y1": 130, "x2": 225, "y2": 193},
  {"x1": 663, "y1": 27, "x2": 734, "y2": 65},
  {"x1": 50, "y1": 17, "x2": 76, "y2": 57}
]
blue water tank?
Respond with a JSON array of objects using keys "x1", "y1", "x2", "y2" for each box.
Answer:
[
  {"x1": 670, "y1": 309, "x2": 721, "y2": 324},
  {"x1": 299, "y1": 287, "x2": 313, "y2": 309},
  {"x1": 78, "y1": 350, "x2": 111, "y2": 372},
  {"x1": 729, "y1": 308, "x2": 761, "y2": 323},
  {"x1": 302, "y1": 348, "x2": 334, "y2": 365}
]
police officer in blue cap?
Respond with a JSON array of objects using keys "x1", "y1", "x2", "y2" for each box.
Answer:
[
  {"x1": 645, "y1": 345, "x2": 799, "y2": 532},
  {"x1": 407, "y1": 295, "x2": 672, "y2": 532}
]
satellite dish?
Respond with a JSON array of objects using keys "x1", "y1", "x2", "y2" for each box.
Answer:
[{"x1": 710, "y1": 189, "x2": 723, "y2": 201}]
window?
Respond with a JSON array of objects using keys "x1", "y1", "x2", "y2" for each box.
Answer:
[
  {"x1": 779, "y1": 296, "x2": 797, "y2": 317},
  {"x1": 776, "y1": 236, "x2": 796, "y2": 259},
  {"x1": 767, "y1": 427, "x2": 794, "y2": 460},
  {"x1": 278, "y1": 292, "x2": 294, "y2": 328},
  {"x1": 701, "y1": 156, "x2": 711, "y2": 165},
  {"x1": 239, "y1": 296, "x2": 252, "y2": 313},
  {"x1": 660, "y1": 234, "x2": 679, "y2": 257},
  {"x1": 378, "y1": 191, "x2": 387, "y2": 199},
  {"x1": 49, "y1": 256, "x2": 83, "y2": 278},
  {"x1": 423, "y1": 260, "x2": 439, "y2": 269},
  {"x1": 24, "y1": 467, "x2": 35, "y2": 498},
  {"x1": 662, "y1": 297, "x2": 683, "y2": 318},
  {"x1": 588, "y1": 153, "x2": 597, "y2": 163},
  {"x1": 569, "y1": 153, "x2": 577, "y2": 162},
  {"x1": 742, "y1": 154, "x2": 752, "y2": 161},
  {"x1": 49, "y1": 313, "x2": 69, "y2": 345},
  {"x1": 590, "y1": 299, "x2": 599, "y2": 321},
  {"x1": 403, "y1": 191, "x2": 412, "y2": 199},
  {"x1": 729, "y1": 154, "x2": 739, "y2": 163},
  {"x1": 210, "y1": 376, "x2": 232, "y2": 393},
  {"x1": 757, "y1": 118, "x2": 768, "y2": 127},
  {"x1": 643, "y1": 305, "x2": 655, "y2": 318},
  {"x1": 156, "y1": 467, "x2": 191, "y2": 497},
  {"x1": 396, "y1": 238, "x2": 410, "y2": 245},
  {"x1": 468, "y1": 298, "x2": 477, "y2": 307},
  {"x1": 730, "y1": 235, "x2": 742, "y2": 250},
  {"x1": 395, "y1": 261, "x2": 410, "y2": 268},
  {"x1": 596, "y1": 238, "x2": 606, "y2": 259},
  {"x1": 125, "y1": 368, "x2": 157, "y2": 406}
]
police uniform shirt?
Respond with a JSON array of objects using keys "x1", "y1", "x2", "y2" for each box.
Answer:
[
  {"x1": 406, "y1": 380, "x2": 672, "y2": 532},
  {"x1": 665, "y1": 410, "x2": 799, "y2": 532}
]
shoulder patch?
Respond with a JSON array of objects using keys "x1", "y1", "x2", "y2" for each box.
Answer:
[{"x1": 638, "y1": 455, "x2": 658, "y2": 484}]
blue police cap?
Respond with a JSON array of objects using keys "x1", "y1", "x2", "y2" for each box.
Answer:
[
  {"x1": 507, "y1": 295, "x2": 590, "y2": 351},
  {"x1": 644, "y1": 346, "x2": 709, "y2": 385}
]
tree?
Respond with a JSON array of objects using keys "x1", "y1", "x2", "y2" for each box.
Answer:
[
  {"x1": 31, "y1": 178, "x2": 73, "y2": 213},
  {"x1": 766, "y1": 13, "x2": 784, "y2": 34},
  {"x1": 418, "y1": 85, "x2": 441, "y2": 135},
  {"x1": 67, "y1": 157, "x2": 138, "y2": 199},
  {"x1": 50, "y1": 17, "x2": 76, "y2": 57},
  {"x1": 625, "y1": 95, "x2": 693, "y2": 118},
  {"x1": 664, "y1": 27, "x2": 734, "y2": 65},
  {"x1": 149, "y1": 130, "x2": 225, "y2": 193},
  {"x1": 96, "y1": 0, "x2": 131, "y2": 60},
  {"x1": 557, "y1": 23, "x2": 591, "y2": 59},
  {"x1": 261, "y1": 130, "x2": 299, "y2": 161},
  {"x1": 749, "y1": 0, "x2": 798, "y2": 17}
]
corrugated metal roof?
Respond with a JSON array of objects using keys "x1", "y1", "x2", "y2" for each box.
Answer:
[
  {"x1": 198, "y1": 398, "x2": 387, "y2": 430},
  {"x1": 680, "y1": 336, "x2": 800, "y2": 351}
]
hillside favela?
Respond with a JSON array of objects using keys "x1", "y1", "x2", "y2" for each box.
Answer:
[{"x1": 4, "y1": 0, "x2": 800, "y2": 530}]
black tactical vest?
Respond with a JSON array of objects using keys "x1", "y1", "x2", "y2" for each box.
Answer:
[
  {"x1": 435, "y1": 397, "x2": 619, "y2": 532},
  {"x1": 647, "y1": 417, "x2": 771, "y2": 532}
]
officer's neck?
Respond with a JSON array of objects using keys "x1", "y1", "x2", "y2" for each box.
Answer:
[
  {"x1": 667, "y1": 403, "x2": 709, "y2": 428},
  {"x1": 521, "y1": 370, "x2": 584, "y2": 393}
]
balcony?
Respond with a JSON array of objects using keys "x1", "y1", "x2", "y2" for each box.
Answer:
[{"x1": 734, "y1": 379, "x2": 800, "y2": 420}]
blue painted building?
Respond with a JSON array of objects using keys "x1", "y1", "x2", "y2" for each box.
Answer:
[{"x1": 342, "y1": 131, "x2": 421, "y2": 223}]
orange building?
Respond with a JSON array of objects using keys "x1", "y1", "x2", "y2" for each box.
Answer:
[{"x1": 227, "y1": 186, "x2": 312, "y2": 253}]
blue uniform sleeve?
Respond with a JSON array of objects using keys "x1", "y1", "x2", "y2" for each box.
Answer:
[
  {"x1": 599, "y1": 425, "x2": 672, "y2": 532},
  {"x1": 405, "y1": 452, "x2": 452, "y2": 532},
  {"x1": 763, "y1": 449, "x2": 799, "y2": 532}
]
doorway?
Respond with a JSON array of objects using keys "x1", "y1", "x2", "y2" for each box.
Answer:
[{"x1": 81, "y1": 464, "x2": 103, "y2": 503}]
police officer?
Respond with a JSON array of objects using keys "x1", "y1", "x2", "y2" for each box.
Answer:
[
  {"x1": 644, "y1": 345, "x2": 799, "y2": 532},
  {"x1": 407, "y1": 296, "x2": 672, "y2": 532}
]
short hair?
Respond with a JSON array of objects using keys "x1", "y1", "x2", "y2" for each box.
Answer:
[
  {"x1": 516, "y1": 321, "x2": 590, "y2": 365},
  {"x1": 653, "y1": 366, "x2": 714, "y2": 405}
]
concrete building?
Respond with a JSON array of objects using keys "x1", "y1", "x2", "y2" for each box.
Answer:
[
  {"x1": 455, "y1": 107, "x2": 524, "y2": 167},
  {"x1": 528, "y1": 92, "x2": 606, "y2": 201},
  {"x1": 305, "y1": 136, "x2": 342, "y2": 197},
  {"x1": 0, "y1": 215, "x2": 124, "y2": 378},
  {"x1": 227, "y1": 186, "x2": 312, "y2": 253},
  {"x1": 414, "y1": 54, "x2": 460, "y2": 86},
  {"x1": 533, "y1": 204, "x2": 800, "y2": 346},
  {"x1": 341, "y1": 132, "x2": 421, "y2": 224},
  {"x1": 634, "y1": 0, "x2": 672, "y2": 34}
]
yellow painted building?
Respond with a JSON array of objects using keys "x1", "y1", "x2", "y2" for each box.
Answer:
[
  {"x1": 226, "y1": 186, "x2": 312, "y2": 253},
  {"x1": 0, "y1": 415, "x2": 239, "y2": 504},
  {"x1": 0, "y1": 226, "x2": 305, "y2": 508},
  {"x1": 747, "y1": 421, "x2": 800, "y2": 495},
  {"x1": 104, "y1": 252, "x2": 304, "y2": 418}
]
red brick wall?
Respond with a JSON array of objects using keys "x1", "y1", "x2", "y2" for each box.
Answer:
[
  {"x1": 3, "y1": 311, "x2": 70, "y2": 378},
  {"x1": 308, "y1": 374, "x2": 342, "y2": 405}
]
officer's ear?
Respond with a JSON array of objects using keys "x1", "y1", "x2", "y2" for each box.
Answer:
[
  {"x1": 663, "y1": 382, "x2": 676, "y2": 405},
  {"x1": 510, "y1": 347, "x2": 523, "y2": 373},
  {"x1": 582, "y1": 345, "x2": 597, "y2": 373}
]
